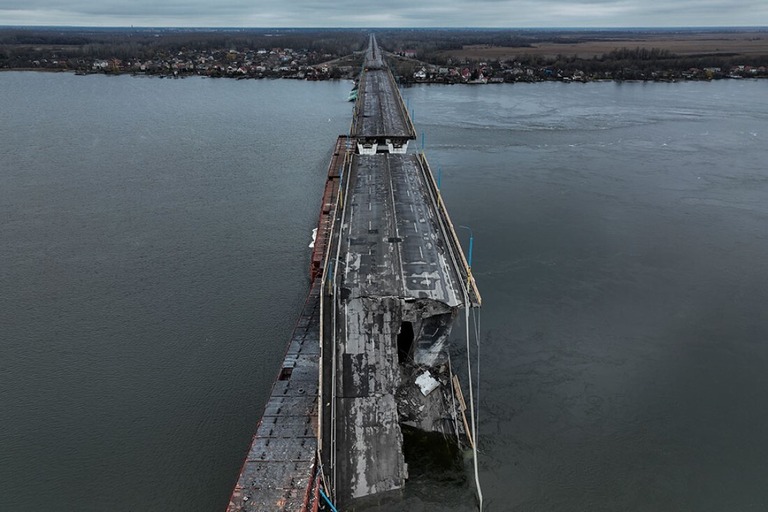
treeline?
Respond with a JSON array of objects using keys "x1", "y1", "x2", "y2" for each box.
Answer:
[
  {"x1": 0, "y1": 27, "x2": 368, "y2": 66},
  {"x1": 603, "y1": 47, "x2": 673, "y2": 60},
  {"x1": 511, "y1": 48, "x2": 768, "y2": 76},
  {"x1": 374, "y1": 28, "x2": 686, "y2": 53},
  {"x1": 375, "y1": 28, "x2": 537, "y2": 52},
  {"x1": 375, "y1": 28, "x2": 543, "y2": 65}
]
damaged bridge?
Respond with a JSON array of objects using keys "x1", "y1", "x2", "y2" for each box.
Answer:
[
  {"x1": 319, "y1": 35, "x2": 480, "y2": 508},
  {"x1": 227, "y1": 34, "x2": 480, "y2": 512}
]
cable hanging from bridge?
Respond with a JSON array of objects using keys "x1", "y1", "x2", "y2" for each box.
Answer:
[
  {"x1": 457, "y1": 223, "x2": 483, "y2": 510},
  {"x1": 465, "y1": 297, "x2": 484, "y2": 510},
  {"x1": 474, "y1": 307, "x2": 481, "y2": 432}
]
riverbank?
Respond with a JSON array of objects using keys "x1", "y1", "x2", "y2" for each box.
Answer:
[
  {"x1": 5, "y1": 27, "x2": 768, "y2": 85},
  {"x1": 3, "y1": 66, "x2": 765, "y2": 85}
]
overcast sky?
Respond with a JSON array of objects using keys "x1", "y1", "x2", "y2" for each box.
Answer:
[{"x1": 1, "y1": 0, "x2": 766, "y2": 28}]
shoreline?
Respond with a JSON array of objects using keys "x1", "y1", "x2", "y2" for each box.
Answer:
[
  {"x1": 4, "y1": 28, "x2": 766, "y2": 84},
  {"x1": 2, "y1": 67, "x2": 765, "y2": 84}
]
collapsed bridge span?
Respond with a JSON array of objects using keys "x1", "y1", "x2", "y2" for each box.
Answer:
[{"x1": 228, "y1": 33, "x2": 480, "y2": 512}]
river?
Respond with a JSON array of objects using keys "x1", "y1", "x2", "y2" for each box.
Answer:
[{"x1": 1, "y1": 73, "x2": 767, "y2": 511}]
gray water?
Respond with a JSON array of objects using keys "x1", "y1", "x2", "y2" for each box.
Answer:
[
  {"x1": 2, "y1": 74, "x2": 767, "y2": 511},
  {"x1": 402, "y1": 80, "x2": 768, "y2": 512},
  {"x1": 0, "y1": 73, "x2": 351, "y2": 510}
]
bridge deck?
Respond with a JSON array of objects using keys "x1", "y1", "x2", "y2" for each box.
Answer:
[
  {"x1": 327, "y1": 152, "x2": 469, "y2": 504},
  {"x1": 227, "y1": 283, "x2": 321, "y2": 512},
  {"x1": 352, "y1": 69, "x2": 415, "y2": 140},
  {"x1": 342, "y1": 153, "x2": 463, "y2": 305},
  {"x1": 363, "y1": 33, "x2": 384, "y2": 70}
]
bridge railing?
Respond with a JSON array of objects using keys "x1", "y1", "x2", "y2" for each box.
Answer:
[
  {"x1": 418, "y1": 152, "x2": 482, "y2": 307},
  {"x1": 387, "y1": 67, "x2": 417, "y2": 139}
]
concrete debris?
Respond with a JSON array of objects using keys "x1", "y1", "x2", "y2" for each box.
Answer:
[{"x1": 415, "y1": 371, "x2": 440, "y2": 396}]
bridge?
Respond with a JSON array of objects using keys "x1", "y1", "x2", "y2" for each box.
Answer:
[
  {"x1": 227, "y1": 34, "x2": 480, "y2": 511},
  {"x1": 351, "y1": 36, "x2": 416, "y2": 154}
]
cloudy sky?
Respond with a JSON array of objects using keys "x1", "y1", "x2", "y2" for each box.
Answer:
[{"x1": 1, "y1": 0, "x2": 766, "y2": 28}]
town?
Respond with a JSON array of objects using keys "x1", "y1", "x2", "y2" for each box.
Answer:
[{"x1": 2, "y1": 27, "x2": 767, "y2": 82}]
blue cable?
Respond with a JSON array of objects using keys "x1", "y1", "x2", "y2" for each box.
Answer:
[{"x1": 319, "y1": 488, "x2": 338, "y2": 512}]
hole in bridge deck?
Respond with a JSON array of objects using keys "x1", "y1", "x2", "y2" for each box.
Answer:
[
  {"x1": 401, "y1": 425, "x2": 464, "y2": 481},
  {"x1": 397, "y1": 321, "x2": 414, "y2": 364}
]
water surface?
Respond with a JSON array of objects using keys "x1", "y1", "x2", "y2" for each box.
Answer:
[
  {"x1": 0, "y1": 72, "x2": 351, "y2": 511},
  {"x1": 2, "y1": 74, "x2": 768, "y2": 511},
  {"x1": 401, "y1": 80, "x2": 768, "y2": 512}
]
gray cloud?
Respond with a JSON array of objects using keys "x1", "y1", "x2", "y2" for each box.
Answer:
[{"x1": 1, "y1": 0, "x2": 766, "y2": 26}]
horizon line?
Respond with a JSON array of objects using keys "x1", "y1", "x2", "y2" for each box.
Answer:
[{"x1": 2, "y1": 25, "x2": 767, "y2": 31}]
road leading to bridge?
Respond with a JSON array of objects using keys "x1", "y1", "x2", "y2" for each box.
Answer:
[{"x1": 351, "y1": 35, "x2": 416, "y2": 154}]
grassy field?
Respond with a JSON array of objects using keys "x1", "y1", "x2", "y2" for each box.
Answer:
[{"x1": 440, "y1": 31, "x2": 768, "y2": 60}]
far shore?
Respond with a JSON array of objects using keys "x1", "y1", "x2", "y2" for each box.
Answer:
[{"x1": 3, "y1": 27, "x2": 767, "y2": 84}]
